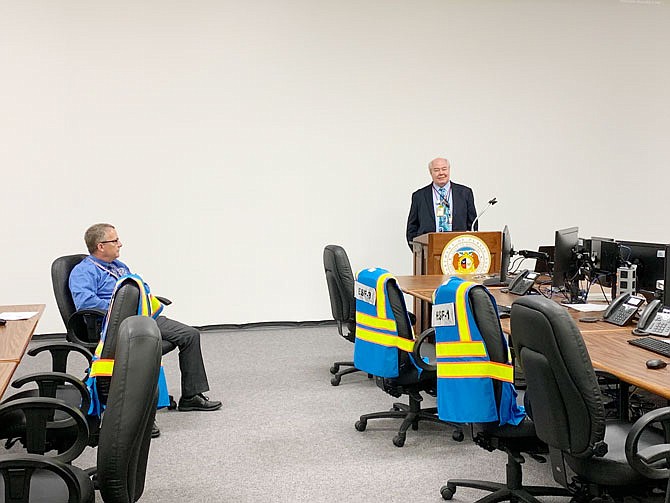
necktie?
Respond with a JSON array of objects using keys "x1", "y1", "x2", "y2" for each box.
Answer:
[{"x1": 438, "y1": 187, "x2": 451, "y2": 232}]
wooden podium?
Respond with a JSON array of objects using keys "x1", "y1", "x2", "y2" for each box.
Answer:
[
  {"x1": 412, "y1": 231, "x2": 502, "y2": 276},
  {"x1": 410, "y1": 231, "x2": 502, "y2": 330}
]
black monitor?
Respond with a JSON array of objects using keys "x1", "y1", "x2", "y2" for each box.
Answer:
[
  {"x1": 590, "y1": 236, "x2": 618, "y2": 287},
  {"x1": 500, "y1": 225, "x2": 511, "y2": 283},
  {"x1": 482, "y1": 225, "x2": 512, "y2": 287},
  {"x1": 552, "y1": 226, "x2": 579, "y2": 288},
  {"x1": 664, "y1": 249, "x2": 670, "y2": 304},
  {"x1": 617, "y1": 240, "x2": 668, "y2": 295}
]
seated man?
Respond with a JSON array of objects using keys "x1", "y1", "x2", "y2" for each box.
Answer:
[{"x1": 69, "y1": 223, "x2": 222, "y2": 419}]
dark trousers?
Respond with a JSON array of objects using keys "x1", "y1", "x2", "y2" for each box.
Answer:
[{"x1": 156, "y1": 316, "x2": 210, "y2": 398}]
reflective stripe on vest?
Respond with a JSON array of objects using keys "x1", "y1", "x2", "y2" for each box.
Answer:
[
  {"x1": 353, "y1": 268, "x2": 415, "y2": 378},
  {"x1": 355, "y1": 269, "x2": 414, "y2": 353},
  {"x1": 436, "y1": 279, "x2": 513, "y2": 383},
  {"x1": 90, "y1": 358, "x2": 114, "y2": 377}
]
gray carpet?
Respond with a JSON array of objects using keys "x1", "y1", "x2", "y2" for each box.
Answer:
[{"x1": 10, "y1": 325, "x2": 573, "y2": 502}]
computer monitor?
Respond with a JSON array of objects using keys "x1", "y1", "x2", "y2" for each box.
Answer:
[
  {"x1": 663, "y1": 249, "x2": 670, "y2": 304},
  {"x1": 482, "y1": 225, "x2": 512, "y2": 287},
  {"x1": 590, "y1": 236, "x2": 618, "y2": 287},
  {"x1": 617, "y1": 240, "x2": 668, "y2": 295},
  {"x1": 552, "y1": 226, "x2": 579, "y2": 288},
  {"x1": 533, "y1": 245, "x2": 554, "y2": 273},
  {"x1": 500, "y1": 225, "x2": 511, "y2": 283}
]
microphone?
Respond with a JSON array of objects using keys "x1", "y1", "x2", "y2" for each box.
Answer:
[{"x1": 470, "y1": 197, "x2": 498, "y2": 231}]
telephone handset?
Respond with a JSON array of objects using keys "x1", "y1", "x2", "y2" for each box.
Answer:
[
  {"x1": 508, "y1": 269, "x2": 540, "y2": 296},
  {"x1": 635, "y1": 299, "x2": 670, "y2": 337},
  {"x1": 602, "y1": 293, "x2": 645, "y2": 326}
]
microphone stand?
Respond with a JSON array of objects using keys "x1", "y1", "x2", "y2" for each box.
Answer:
[{"x1": 470, "y1": 198, "x2": 498, "y2": 231}]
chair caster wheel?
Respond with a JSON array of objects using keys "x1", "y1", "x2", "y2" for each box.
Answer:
[
  {"x1": 452, "y1": 429, "x2": 464, "y2": 442},
  {"x1": 392, "y1": 434, "x2": 405, "y2": 447},
  {"x1": 330, "y1": 365, "x2": 339, "y2": 375},
  {"x1": 167, "y1": 395, "x2": 177, "y2": 410},
  {"x1": 440, "y1": 484, "x2": 455, "y2": 500},
  {"x1": 355, "y1": 420, "x2": 367, "y2": 432},
  {"x1": 330, "y1": 375, "x2": 341, "y2": 386}
]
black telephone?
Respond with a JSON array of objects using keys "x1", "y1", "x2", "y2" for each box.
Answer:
[
  {"x1": 507, "y1": 269, "x2": 540, "y2": 296},
  {"x1": 635, "y1": 299, "x2": 670, "y2": 337},
  {"x1": 602, "y1": 293, "x2": 645, "y2": 326}
]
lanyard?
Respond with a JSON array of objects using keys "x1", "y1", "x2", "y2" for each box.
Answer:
[
  {"x1": 433, "y1": 185, "x2": 451, "y2": 207},
  {"x1": 88, "y1": 257, "x2": 122, "y2": 279}
]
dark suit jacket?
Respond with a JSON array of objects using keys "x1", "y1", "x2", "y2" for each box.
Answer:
[{"x1": 406, "y1": 182, "x2": 478, "y2": 247}]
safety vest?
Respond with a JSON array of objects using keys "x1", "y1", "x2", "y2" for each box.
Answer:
[
  {"x1": 86, "y1": 274, "x2": 170, "y2": 417},
  {"x1": 433, "y1": 277, "x2": 525, "y2": 426},
  {"x1": 353, "y1": 268, "x2": 416, "y2": 378}
]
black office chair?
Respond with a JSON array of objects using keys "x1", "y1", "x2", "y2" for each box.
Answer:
[
  {"x1": 323, "y1": 245, "x2": 365, "y2": 386},
  {"x1": 510, "y1": 295, "x2": 668, "y2": 502},
  {"x1": 51, "y1": 254, "x2": 105, "y2": 351},
  {"x1": 439, "y1": 284, "x2": 571, "y2": 502},
  {"x1": 0, "y1": 315, "x2": 162, "y2": 503},
  {"x1": 353, "y1": 275, "x2": 463, "y2": 447}
]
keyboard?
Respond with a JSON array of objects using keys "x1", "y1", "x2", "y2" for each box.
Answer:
[{"x1": 627, "y1": 336, "x2": 670, "y2": 358}]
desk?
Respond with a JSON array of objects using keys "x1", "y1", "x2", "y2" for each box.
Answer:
[
  {"x1": 0, "y1": 304, "x2": 45, "y2": 399},
  {"x1": 0, "y1": 361, "x2": 19, "y2": 398},
  {"x1": 396, "y1": 276, "x2": 670, "y2": 401}
]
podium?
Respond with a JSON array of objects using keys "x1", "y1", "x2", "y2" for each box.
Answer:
[{"x1": 410, "y1": 231, "x2": 502, "y2": 330}]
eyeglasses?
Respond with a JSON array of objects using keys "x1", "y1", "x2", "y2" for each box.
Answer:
[{"x1": 99, "y1": 239, "x2": 120, "y2": 245}]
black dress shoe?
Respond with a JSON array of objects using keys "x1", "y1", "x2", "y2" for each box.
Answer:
[
  {"x1": 177, "y1": 393, "x2": 222, "y2": 412},
  {"x1": 151, "y1": 421, "x2": 161, "y2": 438}
]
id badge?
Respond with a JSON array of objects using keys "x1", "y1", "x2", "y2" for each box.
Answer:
[{"x1": 436, "y1": 205, "x2": 446, "y2": 217}]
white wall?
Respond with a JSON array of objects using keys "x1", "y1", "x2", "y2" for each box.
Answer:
[{"x1": 1, "y1": 0, "x2": 669, "y2": 333}]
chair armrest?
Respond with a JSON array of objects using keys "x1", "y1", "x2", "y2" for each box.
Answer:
[
  {"x1": 625, "y1": 406, "x2": 670, "y2": 480},
  {"x1": 66, "y1": 308, "x2": 106, "y2": 349},
  {"x1": 0, "y1": 397, "x2": 89, "y2": 463},
  {"x1": 0, "y1": 453, "x2": 84, "y2": 501},
  {"x1": 11, "y1": 371, "x2": 91, "y2": 414},
  {"x1": 412, "y1": 327, "x2": 437, "y2": 373},
  {"x1": 155, "y1": 295, "x2": 172, "y2": 306},
  {"x1": 28, "y1": 342, "x2": 93, "y2": 372}
]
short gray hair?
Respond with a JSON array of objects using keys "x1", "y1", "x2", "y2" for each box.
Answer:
[{"x1": 84, "y1": 223, "x2": 115, "y2": 254}]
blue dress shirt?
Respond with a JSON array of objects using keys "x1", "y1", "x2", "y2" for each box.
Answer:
[{"x1": 69, "y1": 256, "x2": 132, "y2": 311}]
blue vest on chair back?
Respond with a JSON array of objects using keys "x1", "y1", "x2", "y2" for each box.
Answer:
[
  {"x1": 353, "y1": 268, "x2": 415, "y2": 378},
  {"x1": 434, "y1": 277, "x2": 525, "y2": 425}
]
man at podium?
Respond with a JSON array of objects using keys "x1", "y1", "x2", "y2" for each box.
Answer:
[{"x1": 405, "y1": 157, "x2": 478, "y2": 248}]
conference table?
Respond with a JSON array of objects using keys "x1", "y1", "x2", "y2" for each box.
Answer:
[
  {"x1": 396, "y1": 275, "x2": 670, "y2": 403},
  {"x1": 0, "y1": 304, "x2": 45, "y2": 398}
]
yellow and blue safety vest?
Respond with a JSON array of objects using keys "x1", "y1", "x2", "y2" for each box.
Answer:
[
  {"x1": 433, "y1": 277, "x2": 525, "y2": 425},
  {"x1": 353, "y1": 268, "x2": 417, "y2": 378},
  {"x1": 86, "y1": 274, "x2": 170, "y2": 417}
]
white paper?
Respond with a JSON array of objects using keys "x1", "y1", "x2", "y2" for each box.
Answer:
[
  {"x1": 565, "y1": 304, "x2": 608, "y2": 313},
  {"x1": 0, "y1": 311, "x2": 38, "y2": 320}
]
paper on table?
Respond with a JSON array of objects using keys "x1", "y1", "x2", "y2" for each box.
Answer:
[
  {"x1": 0, "y1": 312, "x2": 38, "y2": 321},
  {"x1": 565, "y1": 304, "x2": 608, "y2": 313}
]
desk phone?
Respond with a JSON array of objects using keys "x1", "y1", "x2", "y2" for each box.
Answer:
[
  {"x1": 602, "y1": 293, "x2": 645, "y2": 327},
  {"x1": 635, "y1": 299, "x2": 670, "y2": 337},
  {"x1": 508, "y1": 270, "x2": 539, "y2": 296}
]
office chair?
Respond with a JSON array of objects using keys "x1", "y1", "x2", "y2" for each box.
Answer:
[
  {"x1": 323, "y1": 245, "x2": 365, "y2": 386},
  {"x1": 510, "y1": 295, "x2": 668, "y2": 502},
  {"x1": 353, "y1": 268, "x2": 463, "y2": 447},
  {"x1": 0, "y1": 315, "x2": 162, "y2": 503},
  {"x1": 51, "y1": 254, "x2": 105, "y2": 351},
  {"x1": 438, "y1": 281, "x2": 571, "y2": 502}
]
